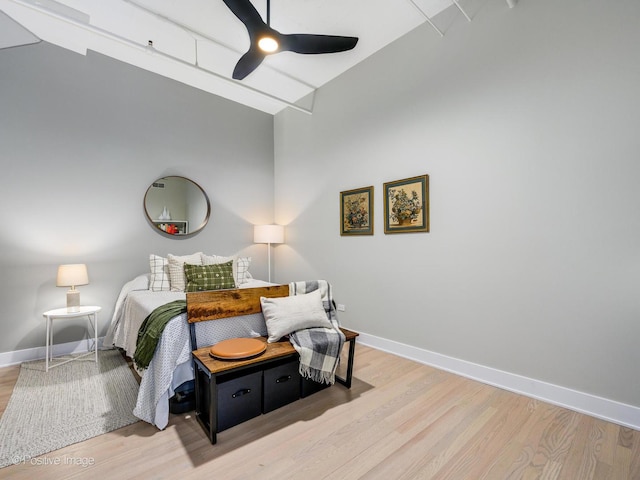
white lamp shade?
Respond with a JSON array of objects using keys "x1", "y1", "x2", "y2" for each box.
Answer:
[
  {"x1": 56, "y1": 264, "x2": 89, "y2": 287},
  {"x1": 254, "y1": 225, "x2": 285, "y2": 244}
]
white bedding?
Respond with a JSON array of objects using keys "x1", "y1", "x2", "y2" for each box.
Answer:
[{"x1": 104, "y1": 274, "x2": 273, "y2": 429}]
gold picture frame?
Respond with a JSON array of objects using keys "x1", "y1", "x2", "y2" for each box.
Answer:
[
  {"x1": 384, "y1": 175, "x2": 429, "y2": 234},
  {"x1": 340, "y1": 186, "x2": 374, "y2": 236}
]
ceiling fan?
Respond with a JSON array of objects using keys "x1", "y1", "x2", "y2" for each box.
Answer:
[{"x1": 222, "y1": 0, "x2": 359, "y2": 80}]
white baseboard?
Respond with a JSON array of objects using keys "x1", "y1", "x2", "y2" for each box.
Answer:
[
  {"x1": 0, "y1": 337, "x2": 105, "y2": 367},
  {"x1": 3, "y1": 333, "x2": 638, "y2": 430},
  {"x1": 357, "y1": 332, "x2": 640, "y2": 431}
]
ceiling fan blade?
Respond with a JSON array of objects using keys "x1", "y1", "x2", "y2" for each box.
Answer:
[
  {"x1": 280, "y1": 34, "x2": 358, "y2": 54},
  {"x1": 222, "y1": 0, "x2": 265, "y2": 32},
  {"x1": 221, "y1": 0, "x2": 359, "y2": 79},
  {"x1": 232, "y1": 48, "x2": 267, "y2": 80}
]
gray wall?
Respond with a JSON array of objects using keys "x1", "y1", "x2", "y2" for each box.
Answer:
[
  {"x1": 274, "y1": 0, "x2": 640, "y2": 408},
  {"x1": 0, "y1": 42, "x2": 274, "y2": 353}
]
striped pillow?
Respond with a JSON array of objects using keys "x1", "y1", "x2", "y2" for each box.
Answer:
[{"x1": 149, "y1": 254, "x2": 170, "y2": 291}]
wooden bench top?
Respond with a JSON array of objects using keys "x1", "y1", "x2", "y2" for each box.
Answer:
[{"x1": 193, "y1": 328, "x2": 359, "y2": 375}]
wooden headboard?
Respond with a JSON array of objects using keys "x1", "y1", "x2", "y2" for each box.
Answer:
[{"x1": 186, "y1": 285, "x2": 290, "y2": 324}]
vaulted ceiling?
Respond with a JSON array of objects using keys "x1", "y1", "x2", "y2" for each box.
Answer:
[{"x1": 0, "y1": 0, "x2": 517, "y2": 114}]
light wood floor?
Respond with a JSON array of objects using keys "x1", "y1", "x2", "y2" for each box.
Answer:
[{"x1": 1, "y1": 344, "x2": 638, "y2": 479}]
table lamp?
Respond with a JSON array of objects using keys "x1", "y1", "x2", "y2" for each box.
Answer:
[{"x1": 56, "y1": 264, "x2": 89, "y2": 311}]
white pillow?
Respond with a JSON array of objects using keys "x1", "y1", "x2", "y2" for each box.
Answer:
[
  {"x1": 149, "y1": 254, "x2": 169, "y2": 291},
  {"x1": 260, "y1": 290, "x2": 333, "y2": 343},
  {"x1": 201, "y1": 254, "x2": 252, "y2": 285},
  {"x1": 168, "y1": 253, "x2": 203, "y2": 292}
]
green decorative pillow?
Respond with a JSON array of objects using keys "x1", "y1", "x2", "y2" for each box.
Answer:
[{"x1": 184, "y1": 261, "x2": 236, "y2": 292}]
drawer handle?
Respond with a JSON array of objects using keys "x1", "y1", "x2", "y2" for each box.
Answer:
[
  {"x1": 276, "y1": 375, "x2": 292, "y2": 383},
  {"x1": 232, "y1": 388, "x2": 251, "y2": 398}
]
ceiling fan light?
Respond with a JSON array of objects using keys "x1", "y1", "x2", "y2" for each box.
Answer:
[{"x1": 258, "y1": 36, "x2": 278, "y2": 53}]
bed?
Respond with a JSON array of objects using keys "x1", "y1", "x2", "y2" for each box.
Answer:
[{"x1": 103, "y1": 253, "x2": 274, "y2": 429}]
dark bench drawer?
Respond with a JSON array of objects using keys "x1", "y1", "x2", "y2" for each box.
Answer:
[
  {"x1": 217, "y1": 371, "x2": 262, "y2": 431},
  {"x1": 263, "y1": 359, "x2": 300, "y2": 413}
]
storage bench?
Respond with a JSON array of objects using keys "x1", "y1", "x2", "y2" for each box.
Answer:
[
  {"x1": 192, "y1": 328, "x2": 359, "y2": 444},
  {"x1": 187, "y1": 285, "x2": 358, "y2": 444}
]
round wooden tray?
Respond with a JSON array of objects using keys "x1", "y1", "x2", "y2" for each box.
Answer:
[{"x1": 209, "y1": 337, "x2": 267, "y2": 360}]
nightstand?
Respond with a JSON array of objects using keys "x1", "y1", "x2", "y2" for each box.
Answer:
[{"x1": 42, "y1": 306, "x2": 101, "y2": 372}]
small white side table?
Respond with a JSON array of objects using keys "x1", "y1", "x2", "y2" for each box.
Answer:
[{"x1": 42, "y1": 306, "x2": 101, "y2": 372}]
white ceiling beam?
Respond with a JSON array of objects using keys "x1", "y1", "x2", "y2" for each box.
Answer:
[
  {"x1": 407, "y1": 0, "x2": 444, "y2": 37},
  {"x1": 122, "y1": 0, "x2": 317, "y2": 93},
  {"x1": 0, "y1": 10, "x2": 40, "y2": 49},
  {"x1": 451, "y1": 0, "x2": 472, "y2": 22},
  {"x1": 1, "y1": 0, "x2": 313, "y2": 114}
]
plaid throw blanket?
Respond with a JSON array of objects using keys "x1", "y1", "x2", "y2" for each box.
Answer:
[{"x1": 289, "y1": 280, "x2": 345, "y2": 385}]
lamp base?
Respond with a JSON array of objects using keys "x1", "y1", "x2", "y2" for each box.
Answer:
[{"x1": 66, "y1": 289, "x2": 80, "y2": 312}]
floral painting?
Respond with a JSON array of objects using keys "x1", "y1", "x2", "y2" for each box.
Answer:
[
  {"x1": 384, "y1": 175, "x2": 429, "y2": 233},
  {"x1": 340, "y1": 186, "x2": 374, "y2": 236}
]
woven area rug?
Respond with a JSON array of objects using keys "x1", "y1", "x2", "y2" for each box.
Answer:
[{"x1": 0, "y1": 349, "x2": 139, "y2": 468}]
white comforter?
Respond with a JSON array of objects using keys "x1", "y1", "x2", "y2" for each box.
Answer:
[{"x1": 104, "y1": 275, "x2": 272, "y2": 429}]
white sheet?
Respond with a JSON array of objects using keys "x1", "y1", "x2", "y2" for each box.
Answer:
[
  {"x1": 104, "y1": 276, "x2": 273, "y2": 429},
  {"x1": 106, "y1": 288, "x2": 185, "y2": 359}
]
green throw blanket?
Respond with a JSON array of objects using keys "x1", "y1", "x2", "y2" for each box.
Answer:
[{"x1": 133, "y1": 300, "x2": 187, "y2": 370}]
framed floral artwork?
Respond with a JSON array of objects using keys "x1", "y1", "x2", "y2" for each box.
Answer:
[
  {"x1": 340, "y1": 186, "x2": 374, "y2": 236},
  {"x1": 384, "y1": 175, "x2": 429, "y2": 234}
]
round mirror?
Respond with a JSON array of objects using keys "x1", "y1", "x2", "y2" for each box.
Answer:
[{"x1": 144, "y1": 176, "x2": 210, "y2": 236}]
